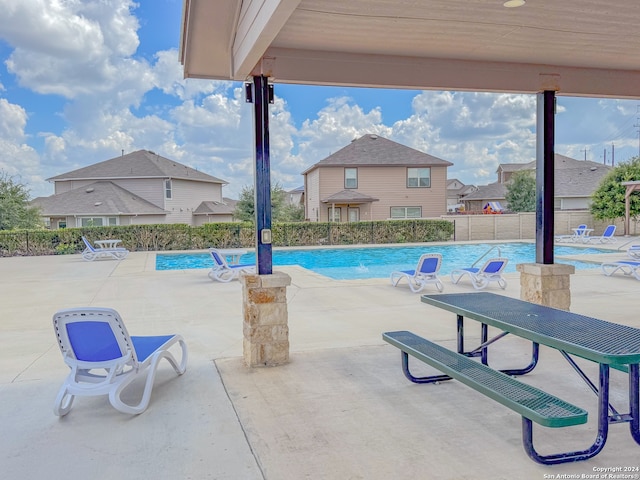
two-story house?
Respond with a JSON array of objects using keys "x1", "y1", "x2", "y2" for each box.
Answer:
[
  {"x1": 447, "y1": 179, "x2": 477, "y2": 212},
  {"x1": 302, "y1": 134, "x2": 452, "y2": 222},
  {"x1": 32, "y1": 150, "x2": 234, "y2": 229},
  {"x1": 461, "y1": 154, "x2": 611, "y2": 212}
]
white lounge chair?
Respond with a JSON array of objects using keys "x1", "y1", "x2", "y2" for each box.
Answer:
[
  {"x1": 601, "y1": 259, "x2": 640, "y2": 280},
  {"x1": 52, "y1": 307, "x2": 187, "y2": 416},
  {"x1": 555, "y1": 224, "x2": 590, "y2": 243},
  {"x1": 586, "y1": 225, "x2": 617, "y2": 244},
  {"x1": 81, "y1": 236, "x2": 129, "y2": 261},
  {"x1": 208, "y1": 248, "x2": 255, "y2": 282},
  {"x1": 450, "y1": 257, "x2": 509, "y2": 290},
  {"x1": 390, "y1": 253, "x2": 444, "y2": 293},
  {"x1": 627, "y1": 245, "x2": 640, "y2": 259}
]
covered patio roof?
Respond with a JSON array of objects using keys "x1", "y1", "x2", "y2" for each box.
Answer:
[{"x1": 180, "y1": 0, "x2": 640, "y2": 98}]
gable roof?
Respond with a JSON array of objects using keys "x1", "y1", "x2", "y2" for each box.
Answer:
[
  {"x1": 518, "y1": 154, "x2": 609, "y2": 172},
  {"x1": 302, "y1": 134, "x2": 452, "y2": 174},
  {"x1": 193, "y1": 201, "x2": 235, "y2": 215},
  {"x1": 465, "y1": 154, "x2": 611, "y2": 201},
  {"x1": 497, "y1": 163, "x2": 529, "y2": 173},
  {"x1": 47, "y1": 150, "x2": 227, "y2": 184},
  {"x1": 321, "y1": 190, "x2": 379, "y2": 204},
  {"x1": 462, "y1": 182, "x2": 507, "y2": 201},
  {"x1": 31, "y1": 181, "x2": 167, "y2": 216}
]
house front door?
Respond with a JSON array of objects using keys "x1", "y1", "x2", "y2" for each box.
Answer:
[{"x1": 348, "y1": 207, "x2": 360, "y2": 222}]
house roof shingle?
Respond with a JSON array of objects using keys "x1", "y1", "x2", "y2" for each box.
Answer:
[
  {"x1": 302, "y1": 134, "x2": 453, "y2": 174},
  {"x1": 31, "y1": 181, "x2": 167, "y2": 216},
  {"x1": 193, "y1": 201, "x2": 235, "y2": 215},
  {"x1": 464, "y1": 154, "x2": 611, "y2": 201},
  {"x1": 47, "y1": 150, "x2": 227, "y2": 184},
  {"x1": 462, "y1": 182, "x2": 507, "y2": 201},
  {"x1": 321, "y1": 190, "x2": 379, "y2": 203}
]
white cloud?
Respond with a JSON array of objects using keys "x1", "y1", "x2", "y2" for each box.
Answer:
[
  {"x1": 294, "y1": 97, "x2": 391, "y2": 164},
  {"x1": 0, "y1": 98, "x2": 41, "y2": 191},
  {"x1": 0, "y1": 0, "x2": 142, "y2": 98}
]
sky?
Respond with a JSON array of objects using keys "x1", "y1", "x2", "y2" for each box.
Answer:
[{"x1": 1, "y1": 0, "x2": 640, "y2": 201}]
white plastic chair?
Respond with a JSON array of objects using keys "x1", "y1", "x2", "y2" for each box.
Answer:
[
  {"x1": 52, "y1": 307, "x2": 187, "y2": 416},
  {"x1": 390, "y1": 253, "x2": 444, "y2": 292},
  {"x1": 81, "y1": 236, "x2": 129, "y2": 261},
  {"x1": 450, "y1": 257, "x2": 509, "y2": 290},
  {"x1": 208, "y1": 248, "x2": 255, "y2": 282}
]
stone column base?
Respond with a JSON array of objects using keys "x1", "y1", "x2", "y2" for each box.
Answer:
[
  {"x1": 516, "y1": 263, "x2": 575, "y2": 311},
  {"x1": 241, "y1": 271, "x2": 291, "y2": 367}
]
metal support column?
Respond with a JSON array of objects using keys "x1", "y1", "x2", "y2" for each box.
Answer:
[
  {"x1": 249, "y1": 75, "x2": 273, "y2": 274},
  {"x1": 536, "y1": 91, "x2": 556, "y2": 264}
]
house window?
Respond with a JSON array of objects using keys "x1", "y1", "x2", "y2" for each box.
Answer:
[
  {"x1": 390, "y1": 207, "x2": 422, "y2": 219},
  {"x1": 165, "y1": 179, "x2": 172, "y2": 199},
  {"x1": 348, "y1": 208, "x2": 360, "y2": 222},
  {"x1": 328, "y1": 207, "x2": 341, "y2": 222},
  {"x1": 407, "y1": 168, "x2": 430, "y2": 187},
  {"x1": 79, "y1": 217, "x2": 118, "y2": 227},
  {"x1": 344, "y1": 168, "x2": 358, "y2": 189}
]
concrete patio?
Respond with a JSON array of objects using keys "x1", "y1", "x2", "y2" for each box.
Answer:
[{"x1": 2, "y1": 244, "x2": 639, "y2": 479}]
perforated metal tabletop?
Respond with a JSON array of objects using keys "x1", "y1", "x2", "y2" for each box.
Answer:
[{"x1": 421, "y1": 292, "x2": 640, "y2": 366}]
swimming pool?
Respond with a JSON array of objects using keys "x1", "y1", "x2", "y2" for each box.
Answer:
[{"x1": 156, "y1": 243, "x2": 607, "y2": 280}]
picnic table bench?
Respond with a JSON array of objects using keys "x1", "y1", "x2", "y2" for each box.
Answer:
[
  {"x1": 383, "y1": 292, "x2": 640, "y2": 465},
  {"x1": 383, "y1": 331, "x2": 587, "y2": 428}
]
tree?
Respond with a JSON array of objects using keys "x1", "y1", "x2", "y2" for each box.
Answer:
[
  {"x1": 233, "y1": 183, "x2": 304, "y2": 223},
  {"x1": 590, "y1": 157, "x2": 640, "y2": 221},
  {"x1": 0, "y1": 171, "x2": 43, "y2": 230},
  {"x1": 505, "y1": 170, "x2": 536, "y2": 212}
]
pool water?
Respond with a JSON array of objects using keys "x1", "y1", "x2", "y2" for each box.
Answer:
[{"x1": 156, "y1": 243, "x2": 606, "y2": 280}]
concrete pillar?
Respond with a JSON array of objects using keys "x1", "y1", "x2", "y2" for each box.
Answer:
[
  {"x1": 516, "y1": 263, "x2": 575, "y2": 311},
  {"x1": 241, "y1": 272, "x2": 291, "y2": 367}
]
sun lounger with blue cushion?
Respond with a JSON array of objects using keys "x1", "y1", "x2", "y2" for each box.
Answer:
[
  {"x1": 208, "y1": 248, "x2": 255, "y2": 282},
  {"x1": 52, "y1": 307, "x2": 187, "y2": 416},
  {"x1": 555, "y1": 224, "x2": 589, "y2": 243},
  {"x1": 390, "y1": 253, "x2": 443, "y2": 293},
  {"x1": 450, "y1": 257, "x2": 509, "y2": 290},
  {"x1": 586, "y1": 225, "x2": 617, "y2": 244},
  {"x1": 81, "y1": 236, "x2": 129, "y2": 261},
  {"x1": 601, "y1": 259, "x2": 640, "y2": 280}
]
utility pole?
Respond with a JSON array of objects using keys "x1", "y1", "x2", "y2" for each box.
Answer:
[
  {"x1": 581, "y1": 147, "x2": 589, "y2": 161},
  {"x1": 603, "y1": 148, "x2": 607, "y2": 165},
  {"x1": 612, "y1": 143, "x2": 615, "y2": 166}
]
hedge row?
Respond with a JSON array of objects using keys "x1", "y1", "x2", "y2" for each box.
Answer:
[{"x1": 0, "y1": 220, "x2": 454, "y2": 257}]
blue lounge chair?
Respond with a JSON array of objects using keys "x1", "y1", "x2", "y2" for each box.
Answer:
[
  {"x1": 601, "y1": 259, "x2": 640, "y2": 280},
  {"x1": 390, "y1": 253, "x2": 443, "y2": 293},
  {"x1": 586, "y1": 225, "x2": 617, "y2": 244},
  {"x1": 81, "y1": 236, "x2": 129, "y2": 261},
  {"x1": 450, "y1": 257, "x2": 509, "y2": 290},
  {"x1": 208, "y1": 248, "x2": 255, "y2": 282},
  {"x1": 555, "y1": 224, "x2": 589, "y2": 243},
  {"x1": 52, "y1": 307, "x2": 187, "y2": 416}
]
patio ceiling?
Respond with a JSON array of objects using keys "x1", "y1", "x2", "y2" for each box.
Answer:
[{"x1": 180, "y1": 0, "x2": 640, "y2": 98}]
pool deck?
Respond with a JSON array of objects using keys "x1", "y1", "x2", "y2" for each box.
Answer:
[{"x1": 2, "y1": 241, "x2": 640, "y2": 479}]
